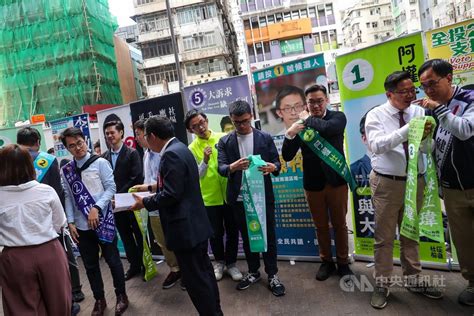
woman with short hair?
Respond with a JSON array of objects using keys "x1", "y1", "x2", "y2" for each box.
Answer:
[{"x1": 0, "y1": 144, "x2": 71, "y2": 315}]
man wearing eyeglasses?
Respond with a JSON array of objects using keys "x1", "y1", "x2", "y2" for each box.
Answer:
[
  {"x1": 418, "y1": 59, "x2": 474, "y2": 306},
  {"x1": 217, "y1": 100, "x2": 286, "y2": 296},
  {"x1": 275, "y1": 85, "x2": 306, "y2": 135},
  {"x1": 60, "y1": 127, "x2": 128, "y2": 315},
  {"x1": 364, "y1": 71, "x2": 441, "y2": 309},
  {"x1": 184, "y1": 109, "x2": 242, "y2": 283},
  {"x1": 283, "y1": 84, "x2": 353, "y2": 282}
]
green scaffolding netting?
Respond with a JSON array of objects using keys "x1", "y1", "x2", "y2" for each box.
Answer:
[{"x1": 0, "y1": 0, "x2": 123, "y2": 127}]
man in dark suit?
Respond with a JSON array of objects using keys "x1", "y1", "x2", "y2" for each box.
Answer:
[
  {"x1": 217, "y1": 100, "x2": 286, "y2": 296},
  {"x1": 131, "y1": 116, "x2": 222, "y2": 316},
  {"x1": 102, "y1": 120, "x2": 144, "y2": 280},
  {"x1": 283, "y1": 84, "x2": 352, "y2": 281}
]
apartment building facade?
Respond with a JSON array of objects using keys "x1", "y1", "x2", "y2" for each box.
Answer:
[
  {"x1": 239, "y1": 0, "x2": 343, "y2": 70},
  {"x1": 341, "y1": 0, "x2": 394, "y2": 49},
  {"x1": 420, "y1": 0, "x2": 473, "y2": 31},
  {"x1": 132, "y1": 0, "x2": 239, "y2": 97}
]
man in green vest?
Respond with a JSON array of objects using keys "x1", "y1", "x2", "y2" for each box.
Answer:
[{"x1": 185, "y1": 109, "x2": 243, "y2": 282}]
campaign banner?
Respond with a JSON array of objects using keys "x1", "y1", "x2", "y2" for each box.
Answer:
[
  {"x1": 253, "y1": 54, "x2": 328, "y2": 259},
  {"x1": 253, "y1": 54, "x2": 328, "y2": 136},
  {"x1": 129, "y1": 93, "x2": 187, "y2": 146},
  {"x1": 336, "y1": 33, "x2": 447, "y2": 265},
  {"x1": 184, "y1": 75, "x2": 252, "y2": 133},
  {"x1": 96, "y1": 104, "x2": 135, "y2": 153},
  {"x1": 50, "y1": 114, "x2": 91, "y2": 161},
  {"x1": 425, "y1": 19, "x2": 474, "y2": 87},
  {"x1": 0, "y1": 124, "x2": 47, "y2": 151}
]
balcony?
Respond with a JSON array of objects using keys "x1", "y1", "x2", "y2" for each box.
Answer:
[
  {"x1": 138, "y1": 28, "x2": 172, "y2": 43},
  {"x1": 143, "y1": 54, "x2": 178, "y2": 69},
  {"x1": 180, "y1": 45, "x2": 228, "y2": 62}
]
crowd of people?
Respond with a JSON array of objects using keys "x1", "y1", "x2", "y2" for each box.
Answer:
[{"x1": 0, "y1": 58, "x2": 473, "y2": 315}]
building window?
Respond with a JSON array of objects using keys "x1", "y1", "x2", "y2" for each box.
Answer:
[
  {"x1": 177, "y1": 3, "x2": 217, "y2": 25},
  {"x1": 137, "y1": 13, "x2": 169, "y2": 34},
  {"x1": 276, "y1": 12, "x2": 283, "y2": 22},
  {"x1": 300, "y1": 9, "x2": 308, "y2": 18},
  {"x1": 145, "y1": 64, "x2": 178, "y2": 85},
  {"x1": 410, "y1": 9, "x2": 417, "y2": 19},
  {"x1": 137, "y1": 0, "x2": 154, "y2": 5},
  {"x1": 372, "y1": 22, "x2": 378, "y2": 28},
  {"x1": 267, "y1": 14, "x2": 275, "y2": 24},
  {"x1": 141, "y1": 39, "x2": 173, "y2": 59},
  {"x1": 185, "y1": 58, "x2": 226, "y2": 76},
  {"x1": 383, "y1": 19, "x2": 392, "y2": 26},
  {"x1": 366, "y1": 22, "x2": 370, "y2": 28},
  {"x1": 283, "y1": 11, "x2": 291, "y2": 21},
  {"x1": 182, "y1": 32, "x2": 217, "y2": 51},
  {"x1": 259, "y1": 16, "x2": 267, "y2": 27},
  {"x1": 292, "y1": 11, "x2": 299, "y2": 19},
  {"x1": 243, "y1": 19, "x2": 251, "y2": 30}
]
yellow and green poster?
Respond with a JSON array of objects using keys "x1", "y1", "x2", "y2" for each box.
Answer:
[
  {"x1": 336, "y1": 33, "x2": 447, "y2": 266},
  {"x1": 426, "y1": 19, "x2": 474, "y2": 87}
]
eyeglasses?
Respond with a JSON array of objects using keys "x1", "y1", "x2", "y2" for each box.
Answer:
[
  {"x1": 190, "y1": 119, "x2": 207, "y2": 131},
  {"x1": 67, "y1": 140, "x2": 85, "y2": 150},
  {"x1": 419, "y1": 77, "x2": 444, "y2": 91},
  {"x1": 232, "y1": 118, "x2": 252, "y2": 126},
  {"x1": 280, "y1": 103, "x2": 305, "y2": 114},
  {"x1": 394, "y1": 88, "x2": 417, "y2": 96},
  {"x1": 307, "y1": 99, "x2": 326, "y2": 107}
]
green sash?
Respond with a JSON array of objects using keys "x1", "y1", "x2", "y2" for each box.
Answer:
[
  {"x1": 298, "y1": 128, "x2": 357, "y2": 191},
  {"x1": 241, "y1": 155, "x2": 267, "y2": 253},
  {"x1": 400, "y1": 117, "x2": 445, "y2": 243},
  {"x1": 129, "y1": 188, "x2": 158, "y2": 282}
]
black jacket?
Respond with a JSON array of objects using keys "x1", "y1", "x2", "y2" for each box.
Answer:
[
  {"x1": 282, "y1": 110, "x2": 347, "y2": 191},
  {"x1": 217, "y1": 127, "x2": 280, "y2": 205},
  {"x1": 103, "y1": 144, "x2": 143, "y2": 193},
  {"x1": 143, "y1": 138, "x2": 212, "y2": 251}
]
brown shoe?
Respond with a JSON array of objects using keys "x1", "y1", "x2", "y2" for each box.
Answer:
[
  {"x1": 91, "y1": 298, "x2": 107, "y2": 316},
  {"x1": 115, "y1": 293, "x2": 129, "y2": 315}
]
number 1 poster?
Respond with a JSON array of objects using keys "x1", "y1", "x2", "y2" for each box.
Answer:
[{"x1": 336, "y1": 33, "x2": 447, "y2": 266}]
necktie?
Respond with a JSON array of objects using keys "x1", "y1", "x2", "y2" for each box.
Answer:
[{"x1": 399, "y1": 111, "x2": 409, "y2": 164}]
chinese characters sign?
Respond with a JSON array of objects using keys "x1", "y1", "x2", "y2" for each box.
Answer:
[{"x1": 426, "y1": 19, "x2": 474, "y2": 86}]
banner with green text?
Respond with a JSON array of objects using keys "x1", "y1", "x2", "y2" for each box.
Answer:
[{"x1": 336, "y1": 33, "x2": 447, "y2": 266}]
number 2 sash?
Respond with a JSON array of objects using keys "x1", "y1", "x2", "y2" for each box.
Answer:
[
  {"x1": 62, "y1": 161, "x2": 116, "y2": 243},
  {"x1": 34, "y1": 152, "x2": 55, "y2": 183},
  {"x1": 241, "y1": 155, "x2": 267, "y2": 253},
  {"x1": 400, "y1": 116, "x2": 444, "y2": 243},
  {"x1": 298, "y1": 128, "x2": 357, "y2": 191}
]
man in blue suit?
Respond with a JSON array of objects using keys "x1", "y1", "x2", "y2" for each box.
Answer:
[
  {"x1": 217, "y1": 100, "x2": 286, "y2": 296},
  {"x1": 131, "y1": 116, "x2": 222, "y2": 316}
]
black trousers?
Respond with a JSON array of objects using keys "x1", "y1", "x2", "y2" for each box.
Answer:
[
  {"x1": 175, "y1": 241, "x2": 222, "y2": 316},
  {"x1": 230, "y1": 201, "x2": 278, "y2": 276},
  {"x1": 77, "y1": 229, "x2": 126, "y2": 300},
  {"x1": 114, "y1": 211, "x2": 144, "y2": 272},
  {"x1": 206, "y1": 204, "x2": 239, "y2": 265},
  {"x1": 58, "y1": 232, "x2": 81, "y2": 293}
]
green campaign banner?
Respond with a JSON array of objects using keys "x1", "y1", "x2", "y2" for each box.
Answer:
[{"x1": 336, "y1": 33, "x2": 447, "y2": 265}]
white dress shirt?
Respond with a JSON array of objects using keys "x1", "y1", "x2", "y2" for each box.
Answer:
[
  {"x1": 0, "y1": 180, "x2": 66, "y2": 247},
  {"x1": 365, "y1": 100, "x2": 431, "y2": 176}
]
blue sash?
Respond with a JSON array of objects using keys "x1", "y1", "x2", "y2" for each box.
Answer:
[
  {"x1": 62, "y1": 160, "x2": 115, "y2": 243},
  {"x1": 34, "y1": 152, "x2": 56, "y2": 183}
]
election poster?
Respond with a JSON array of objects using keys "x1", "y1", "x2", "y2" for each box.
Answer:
[
  {"x1": 96, "y1": 104, "x2": 135, "y2": 153},
  {"x1": 425, "y1": 19, "x2": 474, "y2": 88},
  {"x1": 183, "y1": 75, "x2": 252, "y2": 134},
  {"x1": 253, "y1": 54, "x2": 329, "y2": 259},
  {"x1": 336, "y1": 33, "x2": 447, "y2": 266},
  {"x1": 50, "y1": 114, "x2": 92, "y2": 162}
]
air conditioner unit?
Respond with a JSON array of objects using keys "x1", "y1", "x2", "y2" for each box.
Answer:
[
  {"x1": 197, "y1": 32, "x2": 204, "y2": 37},
  {"x1": 192, "y1": 33, "x2": 198, "y2": 37}
]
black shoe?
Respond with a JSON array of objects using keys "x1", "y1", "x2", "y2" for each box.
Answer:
[
  {"x1": 268, "y1": 275, "x2": 286, "y2": 296},
  {"x1": 162, "y1": 271, "x2": 181, "y2": 289},
  {"x1": 72, "y1": 290, "x2": 85, "y2": 302},
  {"x1": 236, "y1": 272, "x2": 261, "y2": 290},
  {"x1": 71, "y1": 302, "x2": 80, "y2": 316},
  {"x1": 316, "y1": 261, "x2": 336, "y2": 281},
  {"x1": 180, "y1": 279, "x2": 187, "y2": 291},
  {"x1": 124, "y1": 268, "x2": 141, "y2": 281},
  {"x1": 337, "y1": 264, "x2": 354, "y2": 278}
]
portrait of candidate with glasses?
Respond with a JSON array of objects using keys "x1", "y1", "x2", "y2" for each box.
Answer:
[{"x1": 275, "y1": 85, "x2": 307, "y2": 135}]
